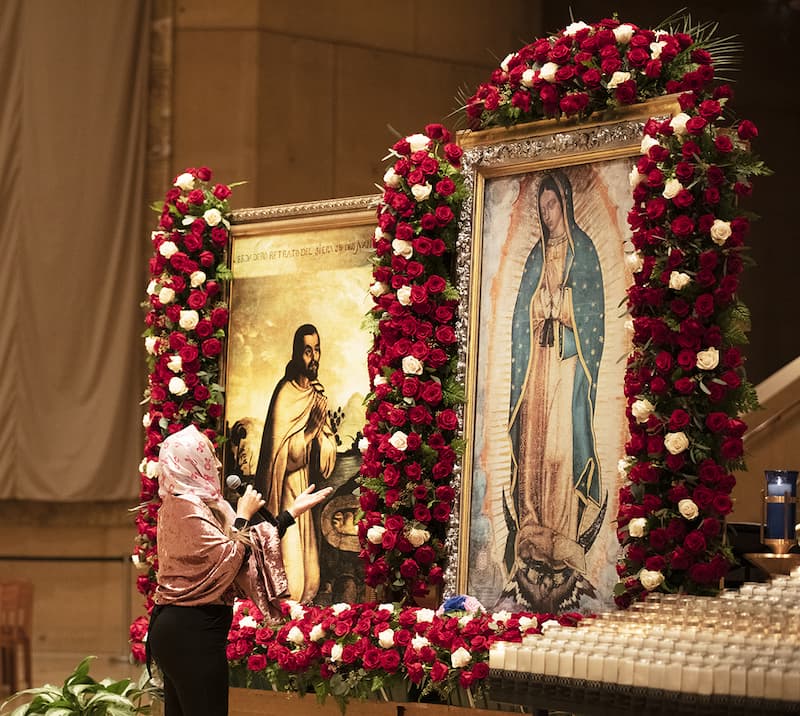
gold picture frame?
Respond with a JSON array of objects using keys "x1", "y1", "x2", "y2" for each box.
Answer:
[
  {"x1": 224, "y1": 194, "x2": 379, "y2": 606},
  {"x1": 450, "y1": 97, "x2": 679, "y2": 614}
]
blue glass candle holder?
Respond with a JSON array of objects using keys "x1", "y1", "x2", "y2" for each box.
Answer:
[{"x1": 761, "y1": 469, "x2": 798, "y2": 554}]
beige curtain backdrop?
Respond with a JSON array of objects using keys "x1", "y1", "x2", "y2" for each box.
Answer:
[{"x1": 0, "y1": 0, "x2": 150, "y2": 501}]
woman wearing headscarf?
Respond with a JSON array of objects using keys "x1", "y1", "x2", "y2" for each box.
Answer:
[{"x1": 147, "y1": 424, "x2": 331, "y2": 716}]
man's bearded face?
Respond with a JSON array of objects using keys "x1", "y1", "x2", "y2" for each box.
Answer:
[{"x1": 301, "y1": 333, "x2": 320, "y2": 380}]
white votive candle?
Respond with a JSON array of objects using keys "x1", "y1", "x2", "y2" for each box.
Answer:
[
  {"x1": 544, "y1": 648, "x2": 560, "y2": 676},
  {"x1": 504, "y1": 645, "x2": 519, "y2": 671},
  {"x1": 488, "y1": 643, "x2": 506, "y2": 670},
  {"x1": 602, "y1": 654, "x2": 618, "y2": 683},
  {"x1": 682, "y1": 664, "x2": 699, "y2": 693},
  {"x1": 730, "y1": 664, "x2": 747, "y2": 696},
  {"x1": 765, "y1": 668, "x2": 783, "y2": 700},
  {"x1": 746, "y1": 666, "x2": 765, "y2": 698},
  {"x1": 516, "y1": 646, "x2": 533, "y2": 672},
  {"x1": 696, "y1": 665, "x2": 713, "y2": 695},
  {"x1": 664, "y1": 660, "x2": 682, "y2": 692},
  {"x1": 633, "y1": 659, "x2": 651, "y2": 688},
  {"x1": 531, "y1": 646, "x2": 546, "y2": 674},
  {"x1": 587, "y1": 652, "x2": 604, "y2": 681},
  {"x1": 618, "y1": 657, "x2": 634, "y2": 686},
  {"x1": 713, "y1": 661, "x2": 731, "y2": 695},
  {"x1": 573, "y1": 652, "x2": 588, "y2": 680},
  {"x1": 558, "y1": 649, "x2": 574, "y2": 679},
  {"x1": 783, "y1": 669, "x2": 800, "y2": 702}
]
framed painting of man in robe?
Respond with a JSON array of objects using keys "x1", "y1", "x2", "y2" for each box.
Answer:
[
  {"x1": 223, "y1": 195, "x2": 379, "y2": 606},
  {"x1": 452, "y1": 97, "x2": 679, "y2": 614}
]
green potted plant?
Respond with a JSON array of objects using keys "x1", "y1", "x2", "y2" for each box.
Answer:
[{"x1": 0, "y1": 656, "x2": 160, "y2": 715}]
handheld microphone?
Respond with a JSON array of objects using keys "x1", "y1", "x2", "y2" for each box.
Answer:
[{"x1": 225, "y1": 475, "x2": 274, "y2": 526}]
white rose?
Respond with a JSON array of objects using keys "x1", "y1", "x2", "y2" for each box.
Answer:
[
  {"x1": 664, "y1": 431, "x2": 689, "y2": 455},
  {"x1": 173, "y1": 172, "x2": 195, "y2": 191},
  {"x1": 145, "y1": 460, "x2": 160, "y2": 479},
  {"x1": 378, "y1": 628, "x2": 395, "y2": 648},
  {"x1": 388, "y1": 431, "x2": 408, "y2": 451},
  {"x1": 374, "y1": 375, "x2": 387, "y2": 387},
  {"x1": 167, "y1": 355, "x2": 183, "y2": 373},
  {"x1": 518, "y1": 616, "x2": 538, "y2": 631},
  {"x1": 331, "y1": 603, "x2": 350, "y2": 615},
  {"x1": 500, "y1": 52, "x2": 515, "y2": 72},
  {"x1": 710, "y1": 219, "x2": 732, "y2": 246},
  {"x1": 402, "y1": 355, "x2": 424, "y2": 375},
  {"x1": 310, "y1": 624, "x2": 325, "y2": 642},
  {"x1": 151, "y1": 231, "x2": 165, "y2": 243},
  {"x1": 521, "y1": 68, "x2": 536, "y2": 88},
  {"x1": 451, "y1": 646, "x2": 472, "y2": 668},
  {"x1": 391, "y1": 238, "x2": 413, "y2": 258},
  {"x1": 624, "y1": 319, "x2": 635, "y2": 336},
  {"x1": 203, "y1": 208, "x2": 222, "y2": 227},
  {"x1": 490, "y1": 610, "x2": 512, "y2": 626},
  {"x1": 411, "y1": 183, "x2": 432, "y2": 202},
  {"x1": 146, "y1": 280, "x2": 158, "y2": 295},
  {"x1": 539, "y1": 62, "x2": 559, "y2": 82},
  {"x1": 540, "y1": 619, "x2": 560, "y2": 631},
  {"x1": 366, "y1": 525, "x2": 385, "y2": 544},
  {"x1": 374, "y1": 226, "x2": 385, "y2": 241},
  {"x1": 416, "y1": 608, "x2": 436, "y2": 623},
  {"x1": 179, "y1": 310, "x2": 199, "y2": 330},
  {"x1": 377, "y1": 603, "x2": 395, "y2": 615},
  {"x1": 628, "y1": 517, "x2": 648, "y2": 538},
  {"x1": 564, "y1": 20, "x2": 590, "y2": 36},
  {"x1": 288, "y1": 602, "x2": 306, "y2": 620},
  {"x1": 669, "y1": 112, "x2": 691, "y2": 136},
  {"x1": 669, "y1": 271, "x2": 691, "y2": 290},
  {"x1": 650, "y1": 41, "x2": 667, "y2": 59},
  {"x1": 158, "y1": 287, "x2": 175, "y2": 305},
  {"x1": 631, "y1": 398, "x2": 655, "y2": 424},
  {"x1": 613, "y1": 24, "x2": 635, "y2": 44},
  {"x1": 383, "y1": 167, "x2": 401, "y2": 188},
  {"x1": 458, "y1": 614, "x2": 474, "y2": 627},
  {"x1": 238, "y1": 615, "x2": 259, "y2": 629},
  {"x1": 358, "y1": 436, "x2": 370, "y2": 454},
  {"x1": 407, "y1": 527, "x2": 430, "y2": 547},
  {"x1": 678, "y1": 499, "x2": 700, "y2": 520},
  {"x1": 369, "y1": 281, "x2": 389, "y2": 297},
  {"x1": 640, "y1": 135, "x2": 660, "y2": 154},
  {"x1": 142, "y1": 413, "x2": 152, "y2": 428},
  {"x1": 330, "y1": 643, "x2": 343, "y2": 662},
  {"x1": 639, "y1": 569, "x2": 665, "y2": 591},
  {"x1": 168, "y1": 377, "x2": 188, "y2": 396},
  {"x1": 158, "y1": 241, "x2": 178, "y2": 259},
  {"x1": 662, "y1": 178, "x2": 683, "y2": 199},
  {"x1": 625, "y1": 251, "x2": 643, "y2": 273},
  {"x1": 607, "y1": 71, "x2": 631, "y2": 89},
  {"x1": 618, "y1": 458, "x2": 631, "y2": 477},
  {"x1": 190, "y1": 270, "x2": 206, "y2": 288},
  {"x1": 396, "y1": 285, "x2": 412, "y2": 306},
  {"x1": 629, "y1": 166, "x2": 645, "y2": 188},
  {"x1": 406, "y1": 133, "x2": 430, "y2": 152},
  {"x1": 696, "y1": 347, "x2": 720, "y2": 371},
  {"x1": 145, "y1": 336, "x2": 158, "y2": 355},
  {"x1": 411, "y1": 635, "x2": 430, "y2": 650}
]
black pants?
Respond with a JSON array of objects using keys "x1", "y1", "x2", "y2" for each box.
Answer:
[{"x1": 148, "y1": 604, "x2": 233, "y2": 716}]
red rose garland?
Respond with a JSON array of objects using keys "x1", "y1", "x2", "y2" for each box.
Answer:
[
  {"x1": 227, "y1": 598, "x2": 582, "y2": 708},
  {"x1": 357, "y1": 124, "x2": 466, "y2": 602},
  {"x1": 461, "y1": 16, "x2": 767, "y2": 604},
  {"x1": 130, "y1": 167, "x2": 234, "y2": 661}
]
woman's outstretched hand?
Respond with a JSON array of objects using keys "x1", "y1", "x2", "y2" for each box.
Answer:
[{"x1": 289, "y1": 484, "x2": 334, "y2": 518}]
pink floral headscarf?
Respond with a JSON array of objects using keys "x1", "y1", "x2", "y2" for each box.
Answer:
[{"x1": 158, "y1": 424, "x2": 223, "y2": 504}]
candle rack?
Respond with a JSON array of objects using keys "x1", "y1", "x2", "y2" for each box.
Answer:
[{"x1": 760, "y1": 470, "x2": 798, "y2": 555}]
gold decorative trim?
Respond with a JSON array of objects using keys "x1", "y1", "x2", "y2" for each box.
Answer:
[{"x1": 231, "y1": 194, "x2": 381, "y2": 225}]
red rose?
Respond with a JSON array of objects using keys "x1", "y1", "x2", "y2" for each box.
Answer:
[
  {"x1": 194, "y1": 318, "x2": 214, "y2": 338},
  {"x1": 436, "y1": 409, "x2": 459, "y2": 431},
  {"x1": 199, "y1": 250, "x2": 215, "y2": 267},
  {"x1": 714, "y1": 135, "x2": 733, "y2": 153},
  {"x1": 670, "y1": 215, "x2": 695, "y2": 238},
  {"x1": 202, "y1": 338, "x2": 222, "y2": 357},
  {"x1": 684, "y1": 530, "x2": 707, "y2": 554},
  {"x1": 443, "y1": 143, "x2": 463, "y2": 166},
  {"x1": 419, "y1": 380, "x2": 442, "y2": 405},
  {"x1": 247, "y1": 653, "x2": 267, "y2": 671},
  {"x1": 685, "y1": 116, "x2": 708, "y2": 135},
  {"x1": 187, "y1": 290, "x2": 207, "y2": 310},
  {"x1": 737, "y1": 119, "x2": 758, "y2": 140}
]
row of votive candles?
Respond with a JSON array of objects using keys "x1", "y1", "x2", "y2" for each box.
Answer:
[{"x1": 488, "y1": 568, "x2": 800, "y2": 702}]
